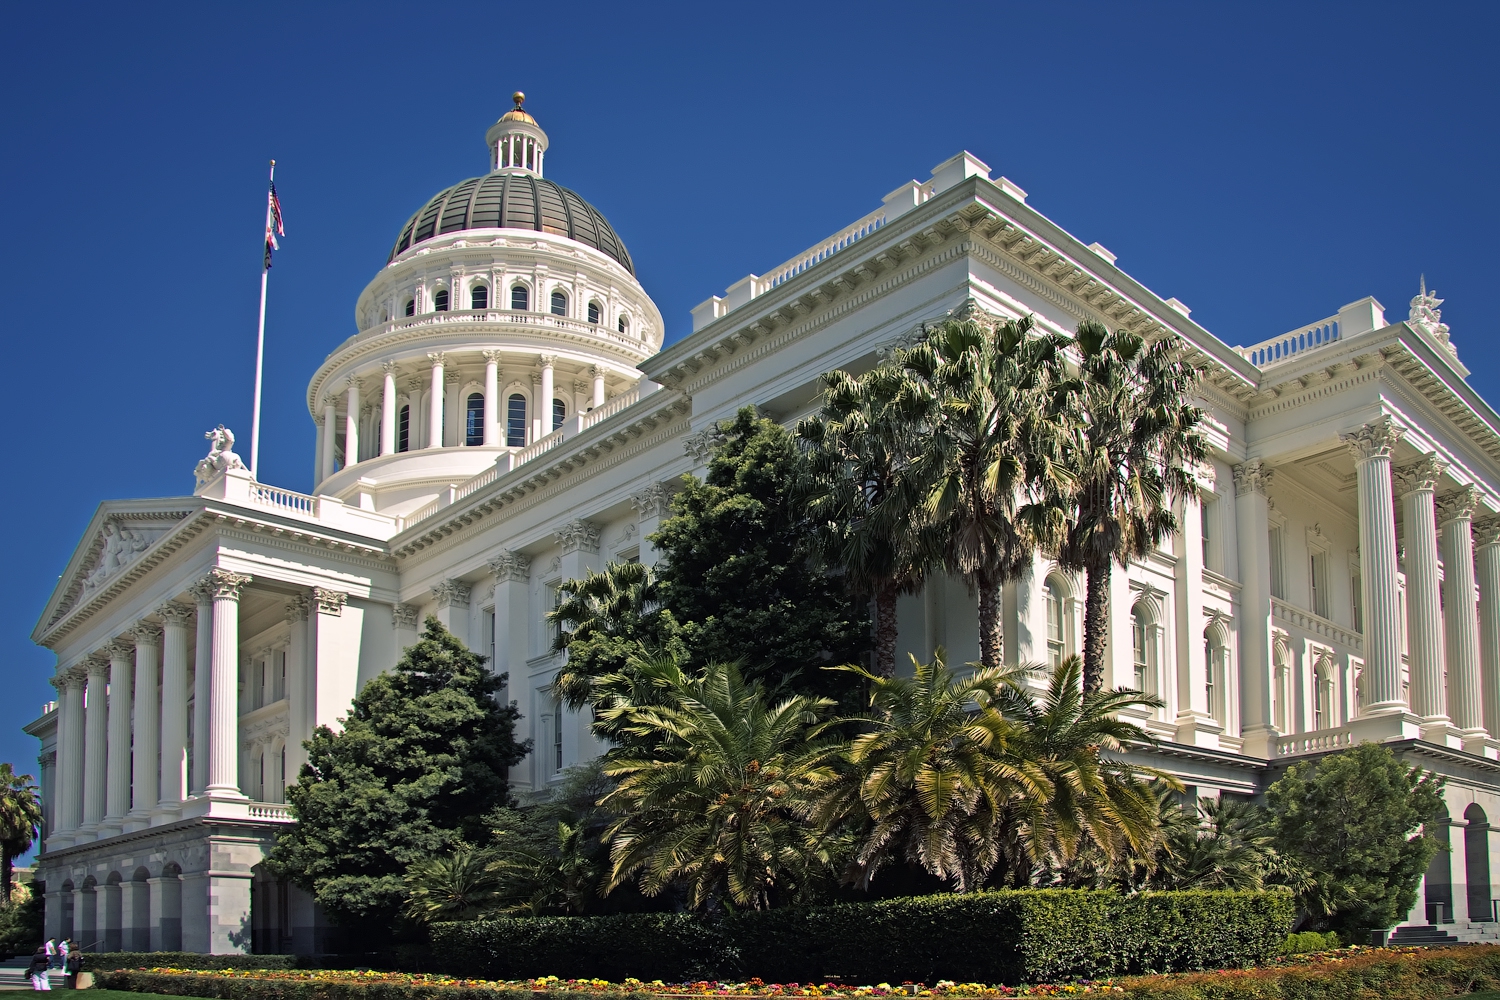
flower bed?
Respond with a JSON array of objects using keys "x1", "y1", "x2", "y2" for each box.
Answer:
[{"x1": 91, "y1": 946, "x2": 1500, "y2": 1000}]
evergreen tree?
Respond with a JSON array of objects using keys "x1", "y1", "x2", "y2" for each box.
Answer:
[
  {"x1": 650, "y1": 407, "x2": 870, "y2": 697},
  {"x1": 269, "y1": 618, "x2": 529, "y2": 933},
  {"x1": 1266, "y1": 742, "x2": 1446, "y2": 933}
]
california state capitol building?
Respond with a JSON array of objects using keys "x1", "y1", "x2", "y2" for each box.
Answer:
[{"x1": 25, "y1": 94, "x2": 1500, "y2": 953}]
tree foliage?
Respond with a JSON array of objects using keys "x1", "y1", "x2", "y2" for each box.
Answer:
[
  {"x1": 1265, "y1": 741, "x2": 1445, "y2": 933},
  {"x1": 0, "y1": 765, "x2": 41, "y2": 904},
  {"x1": 270, "y1": 618, "x2": 529, "y2": 932}
]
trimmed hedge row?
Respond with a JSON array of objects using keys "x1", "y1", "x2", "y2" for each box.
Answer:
[
  {"x1": 431, "y1": 889, "x2": 1295, "y2": 984},
  {"x1": 82, "y1": 952, "x2": 299, "y2": 972}
]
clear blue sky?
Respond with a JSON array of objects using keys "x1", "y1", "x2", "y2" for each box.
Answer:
[{"x1": 2, "y1": 1, "x2": 1496, "y2": 859}]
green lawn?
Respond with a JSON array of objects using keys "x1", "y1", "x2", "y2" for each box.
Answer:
[
  {"x1": 74, "y1": 991, "x2": 180, "y2": 1000},
  {"x1": 1456, "y1": 993, "x2": 1500, "y2": 1000}
]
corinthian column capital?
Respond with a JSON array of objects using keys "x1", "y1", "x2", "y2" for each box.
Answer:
[
  {"x1": 1341, "y1": 416, "x2": 1404, "y2": 464},
  {"x1": 1438, "y1": 486, "x2": 1480, "y2": 525},
  {"x1": 1231, "y1": 460, "x2": 1273, "y2": 497},
  {"x1": 201, "y1": 568, "x2": 252, "y2": 602},
  {"x1": 1394, "y1": 455, "x2": 1449, "y2": 496}
]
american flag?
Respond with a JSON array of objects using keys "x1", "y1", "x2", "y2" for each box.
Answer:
[{"x1": 264, "y1": 178, "x2": 285, "y2": 269}]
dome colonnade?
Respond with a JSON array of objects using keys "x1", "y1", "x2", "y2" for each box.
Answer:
[{"x1": 308, "y1": 93, "x2": 664, "y2": 516}]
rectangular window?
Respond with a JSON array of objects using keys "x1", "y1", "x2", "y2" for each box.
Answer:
[
  {"x1": 1204, "y1": 639, "x2": 1217, "y2": 719},
  {"x1": 1200, "y1": 498, "x2": 1212, "y2": 568},
  {"x1": 1045, "y1": 586, "x2": 1065, "y2": 667},
  {"x1": 547, "y1": 585, "x2": 561, "y2": 651},
  {"x1": 1268, "y1": 527, "x2": 1285, "y2": 600},
  {"x1": 553, "y1": 703, "x2": 564, "y2": 774},
  {"x1": 1352, "y1": 573, "x2": 1363, "y2": 632},
  {"x1": 1132, "y1": 616, "x2": 1149, "y2": 691},
  {"x1": 277, "y1": 651, "x2": 287, "y2": 702},
  {"x1": 398, "y1": 404, "x2": 410, "y2": 453},
  {"x1": 1310, "y1": 552, "x2": 1329, "y2": 618}
]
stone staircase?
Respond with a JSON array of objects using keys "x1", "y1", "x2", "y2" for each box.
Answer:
[
  {"x1": 1390, "y1": 923, "x2": 1463, "y2": 946},
  {"x1": 0, "y1": 956, "x2": 66, "y2": 990}
]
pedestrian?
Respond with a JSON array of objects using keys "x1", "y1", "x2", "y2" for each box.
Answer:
[
  {"x1": 62, "y1": 948, "x2": 81, "y2": 990},
  {"x1": 43, "y1": 939, "x2": 56, "y2": 971},
  {"x1": 25, "y1": 945, "x2": 50, "y2": 991},
  {"x1": 55, "y1": 939, "x2": 67, "y2": 973}
]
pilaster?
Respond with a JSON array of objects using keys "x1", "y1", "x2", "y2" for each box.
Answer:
[{"x1": 1233, "y1": 460, "x2": 1276, "y2": 755}]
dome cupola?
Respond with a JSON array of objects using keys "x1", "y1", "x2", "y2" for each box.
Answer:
[{"x1": 486, "y1": 92, "x2": 547, "y2": 177}]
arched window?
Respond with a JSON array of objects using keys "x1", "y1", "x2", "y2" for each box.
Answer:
[
  {"x1": 511, "y1": 285, "x2": 529, "y2": 311},
  {"x1": 404, "y1": 298, "x2": 415, "y2": 317},
  {"x1": 471, "y1": 284, "x2": 488, "y2": 310},
  {"x1": 465, "y1": 392, "x2": 485, "y2": 447},
  {"x1": 1272, "y1": 637, "x2": 1291, "y2": 732},
  {"x1": 587, "y1": 301, "x2": 601, "y2": 325},
  {"x1": 434, "y1": 289, "x2": 449, "y2": 312},
  {"x1": 398, "y1": 404, "x2": 410, "y2": 453},
  {"x1": 550, "y1": 290, "x2": 567, "y2": 316},
  {"x1": 1204, "y1": 625, "x2": 1229, "y2": 723},
  {"x1": 618, "y1": 313, "x2": 630, "y2": 334},
  {"x1": 1131, "y1": 608, "x2": 1150, "y2": 691},
  {"x1": 1044, "y1": 576, "x2": 1066, "y2": 666},
  {"x1": 1312, "y1": 656, "x2": 1334, "y2": 730},
  {"x1": 553, "y1": 398, "x2": 566, "y2": 432},
  {"x1": 507, "y1": 393, "x2": 527, "y2": 447}
]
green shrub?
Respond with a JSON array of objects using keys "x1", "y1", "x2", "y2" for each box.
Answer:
[
  {"x1": 432, "y1": 889, "x2": 1294, "y2": 984},
  {"x1": 1280, "y1": 930, "x2": 1341, "y2": 955},
  {"x1": 81, "y1": 952, "x2": 299, "y2": 972}
]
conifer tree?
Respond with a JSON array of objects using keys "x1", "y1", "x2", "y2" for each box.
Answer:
[{"x1": 269, "y1": 618, "x2": 528, "y2": 934}]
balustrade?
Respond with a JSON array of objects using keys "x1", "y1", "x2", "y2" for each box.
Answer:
[{"x1": 1238, "y1": 316, "x2": 1341, "y2": 368}]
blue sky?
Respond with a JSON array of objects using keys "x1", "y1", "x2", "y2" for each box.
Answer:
[{"x1": 2, "y1": 1, "x2": 1496, "y2": 859}]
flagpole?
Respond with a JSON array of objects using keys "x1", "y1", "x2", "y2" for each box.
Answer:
[{"x1": 250, "y1": 159, "x2": 275, "y2": 479}]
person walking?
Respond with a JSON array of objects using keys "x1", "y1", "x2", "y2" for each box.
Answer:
[
  {"x1": 25, "y1": 945, "x2": 51, "y2": 991},
  {"x1": 62, "y1": 947, "x2": 81, "y2": 990},
  {"x1": 43, "y1": 939, "x2": 56, "y2": 970},
  {"x1": 55, "y1": 939, "x2": 67, "y2": 973}
]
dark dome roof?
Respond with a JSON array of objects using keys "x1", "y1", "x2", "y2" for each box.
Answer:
[{"x1": 388, "y1": 173, "x2": 633, "y2": 274}]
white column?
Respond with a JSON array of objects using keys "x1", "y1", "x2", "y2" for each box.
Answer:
[
  {"x1": 392, "y1": 603, "x2": 420, "y2": 659},
  {"x1": 591, "y1": 365, "x2": 606, "y2": 410},
  {"x1": 190, "y1": 581, "x2": 213, "y2": 795},
  {"x1": 630, "y1": 485, "x2": 672, "y2": 569},
  {"x1": 380, "y1": 363, "x2": 398, "y2": 456},
  {"x1": 427, "y1": 352, "x2": 445, "y2": 449},
  {"x1": 320, "y1": 400, "x2": 337, "y2": 482},
  {"x1": 431, "y1": 581, "x2": 471, "y2": 635},
  {"x1": 204, "y1": 569, "x2": 252, "y2": 797},
  {"x1": 285, "y1": 594, "x2": 310, "y2": 777},
  {"x1": 81, "y1": 657, "x2": 109, "y2": 832},
  {"x1": 530, "y1": 371, "x2": 543, "y2": 442},
  {"x1": 1233, "y1": 461, "x2": 1276, "y2": 755},
  {"x1": 102, "y1": 640, "x2": 133, "y2": 834},
  {"x1": 1440, "y1": 487, "x2": 1485, "y2": 743},
  {"x1": 53, "y1": 669, "x2": 85, "y2": 837},
  {"x1": 127, "y1": 623, "x2": 161, "y2": 828},
  {"x1": 1342, "y1": 418, "x2": 1406, "y2": 713},
  {"x1": 483, "y1": 350, "x2": 501, "y2": 446},
  {"x1": 539, "y1": 355, "x2": 556, "y2": 435},
  {"x1": 1476, "y1": 518, "x2": 1500, "y2": 740},
  {"x1": 344, "y1": 378, "x2": 360, "y2": 468},
  {"x1": 487, "y1": 553, "x2": 529, "y2": 682},
  {"x1": 1396, "y1": 457, "x2": 1448, "y2": 730},
  {"x1": 157, "y1": 604, "x2": 193, "y2": 812}
]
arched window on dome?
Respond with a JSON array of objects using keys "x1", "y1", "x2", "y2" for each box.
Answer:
[
  {"x1": 398, "y1": 405, "x2": 410, "y2": 453},
  {"x1": 507, "y1": 394, "x2": 527, "y2": 447},
  {"x1": 587, "y1": 301, "x2": 601, "y2": 325},
  {"x1": 434, "y1": 289, "x2": 449, "y2": 312},
  {"x1": 511, "y1": 285, "x2": 529, "y2": 311},
  {"x1": 404, "y1": 299, "x2": 415, "y2": 317},
  {"x1": 618, "y1": 313, "x2": 630, "y2": 334},
  {"x1": 465, "y1": 393, "x2": 485, "y2": 447},
  {"x1": 471, "y1": 284, "x2": 488, "y2": 311},
  {"x1": 553, "y1": 398, "x2": 566, "y2": 432},
  {"x1": 550, "y1": 290, "x2": 567, "y2": 317}
]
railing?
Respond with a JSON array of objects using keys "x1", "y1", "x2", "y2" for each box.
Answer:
[
  {"x1": 247, "y1": 802, "x2": 294, "y2": 822},
  {"x1": 248, "y1": 482, "x2": 318, "y2": 517},
  {"x1": 1272, "y1": 598, "x2": 1363, "y2": 652},
  {"x1": 580, "y1": 387, "x2": 639, "y2": 431},
  {"x1": 514, "y1": 428, "x2": 565, "y2": 465},
  {"x1": 1238, "y1": 315, "x2": 1341, "y2": 368},
  {"x1": 349, "y1": 309, "x2": 651, "y2": 354},
  {"x1": 1276, "y1": 727, "x2": 1357, "y2": 757},
  {"x1": 405, "y1": 496, "x2": 443, "y2": 524},
  {"x1": 762, "y1": 206, "x2": 889, "y2": 290}
]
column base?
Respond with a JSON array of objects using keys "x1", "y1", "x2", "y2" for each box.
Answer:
[
  {"x1": 124, "y1": 809, "x2": 155, "y2": 833},
  {"x1": 1349, "y1": 711, "x2": 1426, "y2": 743},
  {"x1": 43, "y1": 833, "x2": 75, "y2": 852},
  {"x1": 1241, "y1": 724, "x2": 1280, "y2": 759},
  {"x1": 180, "y1": 791, "x2": 251, "y2": 821},
  {"x1": 1420, "y1": 719, "x2": 1465, "y2": 749},
  {"x1": 74, "y1": 821, "x2": 101, "y2": 842},
  {"x1": 1460, "y1": 731, "x2": 1500, "y2": 759},
  {"x1": 152, "y1": 801, "x2": 184, "y2": 824},
  {"x1": 1173, "y1": 710, "x2": 1225, "y2": 750}
]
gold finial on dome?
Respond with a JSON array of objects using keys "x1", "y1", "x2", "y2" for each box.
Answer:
[
  {"x1": 513, "y1": 91, "x2": 525, "y2": 108},
  {"x1": 488, "y1": 91, "x2": 546, "y2": 174},
  {"x1": 499, "y1": 90, "x2": 537, "y2": 125}
]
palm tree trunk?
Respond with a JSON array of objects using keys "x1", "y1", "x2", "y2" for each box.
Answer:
[
  {"x1": 874, "y1": 585, "x2": 899, "y2": 677},
  {"x1": 2, "y1": 851, "x2": 11, "y2": 904},
  {"x1": 1083, "y1": 561, "x2": 1111, "y2": 692},
  {"x1": 978, "y1": 582, "x2": 1002, "y2": 669}
]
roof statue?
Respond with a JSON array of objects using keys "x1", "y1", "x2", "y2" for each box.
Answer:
[
  {"x1": 1409, "y1": 274, "x2": 1455, "y2": 353},
  {"x1": 194, "y1": 425, "x2": 248, "y2": 487}
]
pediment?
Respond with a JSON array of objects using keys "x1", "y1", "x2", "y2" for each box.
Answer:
[{"x1": 45, "y1": 504, "x2": 195, "y2": 630}]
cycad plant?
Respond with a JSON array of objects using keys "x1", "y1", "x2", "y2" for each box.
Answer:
[
  {"x1": 812, "y1": 650, "x2": 1045, "y2": 892},
  {"x1": 601, "y1": 660, "x2": 839, "y2": 910},
  {"x1": 402, "y1": 846, "x2": 506, "y2": 923},
  {"x1": 894, "y1": 316, "x2": 1073, "y2": 667},
  {"x1": 1055, "y1": 321, "x2": 1207, "y2": 691}
]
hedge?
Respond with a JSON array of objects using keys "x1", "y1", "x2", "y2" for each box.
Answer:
[
  {"x1": 431, "y1": 889, "x2": 1295, "y2": 984},
  {"x1": 80, "y1": 952, "x2": 300, "y2": 972}
]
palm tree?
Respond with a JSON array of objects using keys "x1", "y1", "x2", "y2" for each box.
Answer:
[
  {"x1": 994, "y1": 656, "x2": 1175, "y2": 884},
  {"x1": 799, "y1": 365, "x2": 937, "y2": 676},
  {"x1": 600, "y1": 660, "x2": 839, "y2": 910},
  {"x1": 402, "y1": 846, "x2": 506, "y2": 923},
  {"x1": 811, "y1": 650, "x2": 1046, "y2": 892},
  {"x1": 894, "y1": 316, "x2": 1073, "y2": 668},
  {"x1": 548, "y1": 561, "x2": 681, "y2": 710},
  {"x1": 0, "y1": 765, "x2": 41, "y2": 903},
  {"x1": 1055, "y1": 321, "x2": 1207, "y2": 691},
  {"x1": 487, "y1": 820, "x2": 604, "y2": 916},
  {"x1": 1150, "y1": 795, "x2": 1280, "y2": 891}
]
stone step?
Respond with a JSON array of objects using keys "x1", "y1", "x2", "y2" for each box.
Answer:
[{"x1": 1391, "y1": 924, "x2": 1463, "y2": 946}]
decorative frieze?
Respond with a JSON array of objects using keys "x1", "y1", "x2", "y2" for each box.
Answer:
[
  {"x1": 432, "y1": 580, "x2": 472, "y2": 609},
  {"x1": 630, "y1": 483, "x2": 673, "y2": 521},
  {"x1": 556, "y1": 519, "x2": 601, "y2": 555},
  {"x1": 488, "y1": 549, "x2": 531, "y2": 583},
  {"x1": 1341, "y1": 417, "x2": 1403, "y2": 463},
  {"x1": 1232, "y1": 460, "x2": 1273, "y2": 497},
  {"x1": 312, "y1": 588, "x2": 348, "y2": 616}
]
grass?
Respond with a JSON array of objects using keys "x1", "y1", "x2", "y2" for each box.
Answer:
[{"x1": 73, "y1": 991, "x2": 181, "y2": 1000}]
